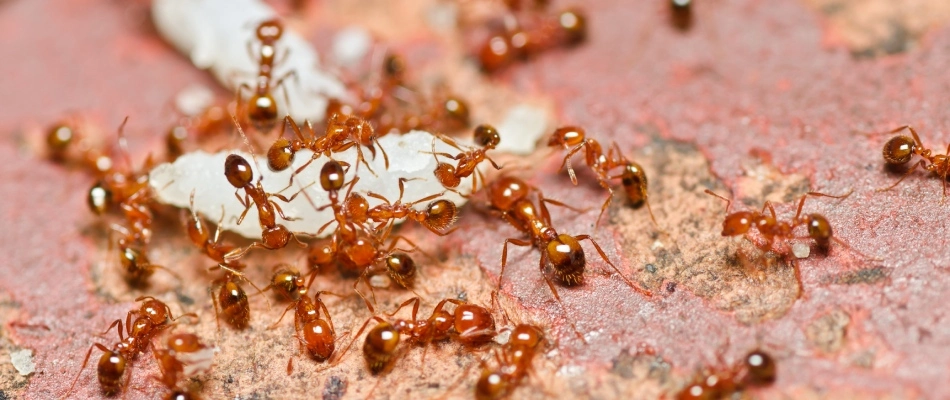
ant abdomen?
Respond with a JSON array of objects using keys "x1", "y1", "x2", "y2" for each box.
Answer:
[
  {"x1": 805, "y1": 214, "x2": 832, "y2": 248},
  {"x1": 262, "y1": 225, "x2": 292, "y2": 249},
  {"x1": 434, "y1": 163, "x2": 461, "y2": 188},
  {"x1": 267, "y1": 138, "x2": 296, "y2": 171},
  {"x1": 882, "y1": 135, "x2": 916, "y2": 165},
  {"x1": 97, "y1": 350, "x2": 126, "y2": 396},
  {"x1": 385, "y1": 253, "x2": 416, "y2": 288},
  {"x1": 475, "y1": 370, "x2": 510, "y2": 400},
  {"x1": 743, "y1": 350, "x2": 777, "y2": 386},
  {"x1": 546, "y1": 234, "x2": 585, "y2": 286},
  {"x1": 218, "y1": 281, "x2": 250, "y2": 329},
  {"x1": 303, "y1": 319, "x2": 335, "y2": 361},
  {"x1": 363, "y1": 321, "x2": 400, "y2": 374},
  {"x1": 422, "y1": 199, "x2": 458, "y2": 231},
  {"x1": 453, "y1": 304, "x2": 496, "y2": 344},
  {"x1": 224, "y1": 155, "x2": 254, "y2": 188},
  {"x1": 621, "y1": 162, "x2": 648, "y2": 208}
]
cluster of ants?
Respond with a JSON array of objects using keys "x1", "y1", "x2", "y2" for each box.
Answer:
[{"x1": 41, "y1": 1, "x2": 950, "y2": 398}]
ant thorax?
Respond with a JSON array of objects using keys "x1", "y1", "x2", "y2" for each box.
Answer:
[{"x1": 149, "y1": 130, "x2": 474, "y2": 239}]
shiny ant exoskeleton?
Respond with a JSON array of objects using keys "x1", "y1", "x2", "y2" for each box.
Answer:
[
  {"x1": 670, "y1": 0, "x2": 693, "y2": 31},
  {"x1": 431, "y1": 124, "x2": 502, "y2": 193},
  {"x1": 267, "y1": 113, "x2": 386, "y2": 177},
  {"x1": 222, "y1": 153, "x2": 309, "y2": 261},
  {"x1": 547, "y1": 125, "x2": 656, "y2": 226},
  {"x1": 363, "y1": 177, "x2": 459, "y2": 238},
  {"x1": 153, "y1": 332, "x2": 214, "y2": 399},
  {"x1": 269, "y1": 289, "x2": 345, "y2": 374},
  {"x1": 476, "y1": 5, "x2": 586, "y2": 73},
  {"x1": 64, "y1": 297, "x2": 196, "y2": 397},
  {"x1": 878, "y1": 125, "x2": 950, "y2": 196},
  {"x1": 209, "y1": 263, "x2": 270, "y2": 330},
  {"x1": 676, "y1": 349, "x2": 777, "y2": 400},
  {"x1": 238, "y1": 19, "x2": 297, "y2": 134},
  {"x1": 261, "y1": 264, "x2": 309, "y2": 302},
  {"x1": 474, "y1": 323, "x2": 545, "y2": 400}
]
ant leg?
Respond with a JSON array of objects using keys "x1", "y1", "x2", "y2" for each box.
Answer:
[
  {"x1": 209, "y1": 280, "x2": 223, "y2": 331},
  {"x1": 559, "y1": 142, "x2": 589, "y2": 185},
  {"x1": 385, "y1": 297, "x2": 421, "y2": 321},
  {"x1": 541, "y1": 196, "x2": 590, "y2": 214},
  {"x1": 289, "y1": 231, "x2": 310, "y2": 248},
  {"x1": 224, "y1": 242, "x2": 267, "y2": 262},
  {"x1": 98, "y1": 319, "x2": 125, "y2": 340},
  {"x1": 575, "y1": 234, "x2": 652, "y2": 297},
  {"x1": 234, "y1": 191, "x2": 253, "y2": 225},
  {"x1": 498, "y1": 238, "x2": 533, "y2": 291},
  {"x1": 372, "y1": 136, "x2": 390, "y2": 169},
  {"x1": 273, "y1": 69, "x2": 299, "y2": 120},
  {"x1": 268, "y1": 302, "x2": 298, "y2": 330},
  {"x1": 762, "y1": 200, "x2": 777, "y2": 220},
  {"x1": 269, "y1": 201, "x2": 299, "y2": 222},
  {"x1": 62, "y1": 343, "x2": 110, "y2": 399},
  {"x1": 878, "y1": 159, "x2": 927, "y2": 192}
]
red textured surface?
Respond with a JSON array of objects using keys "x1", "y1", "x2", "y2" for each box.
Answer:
[{"x1": 1, "y1": 0, "x2": 949, "y2": 399}]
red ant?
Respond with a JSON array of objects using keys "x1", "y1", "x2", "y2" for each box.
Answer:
[
  {"x1": 261, "y1": 264, "x2": 310, "y2": 302},
  {"x1": 362, "y1": 177, "x2": 459, "y2": 238},
  {"x1": 267, "y1": 113, "x2": 387, "y2": 178},
  {"x1": 238, "y1": 19, "x2": 297, "y2": 134},
  {"x1": 64, "y1": 297, "x2": 196, "y2": 397},
  {"x1": 431, "y1": 124, "x2": 503, "y2": 194},
  {"x1": 548, "y1": 125, "x2": 656, "y2": 226},
  {"x1": 476, "y1": 5, "x2": 586, "y2": 72},
  {"x1": 110, "y1": 224, "x2": 180, "y2": 287},
  {"x1": 486, "y1": 176, "x2": 652, "y2": 338},
  {"x1": 474, "y1": 324, "x2": 545, "y2": 400},
  {"x1": 337, "y1": 296, "x2": 496, "y2": 374},
  {"x1": 703, "y1": 189, "x2": 864, "y2": 256},
  {"x1": 676, "y1": 349, "x2": 776, "y2": 400},
  {"x1": 153, "y1": 332, "x2": 214, "y2": 399},
  {"x1": 878, "y1": 125, "x2": 950, "y2": 196},
  {"x1": 209, "y1": 263, "x2": 270, "y2": 330},
  {"x1": 269, "y1": 288, "x2": 345, "y2": 373},
  {"x1": 222, "y1": 153, "x2": 309, "y2": 261}
]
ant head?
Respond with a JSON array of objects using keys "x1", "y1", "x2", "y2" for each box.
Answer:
[
  {"x1": 88, "y1": 182, "x2": 112, "y2": 215},
  {"x1": 248, "y1": 93, "x2": 279, "y2": 132},
  {"x1": 805, "y1": 214, "x2": 832, "y2": 247},
  {"x1": 510, "y1": 324, "x2": 544, "y2": 348},
  {"x1": 443, "y1": 97, "x2": 470, "y2": 127},
  {"x1": 320, "y1": 161, "x2": 346, "y2": 192},
  {"x1": 479, "y1": 34, "x2": 515, "y2": 73},
  {"x1": 271, "y1": 267, "x2": 304, "y2": 300},
  {"x1": 255, "y1": 19, "x2": 283, "y2": 42},
  {"x1": 224, "y1": 154, "x2": 254, "y2": 188},
  {"x1": 722, "y1": 211, "x2": 754, "y2": 236},
  {"x1": 139, "y1": 298, "x2": 170, "y2": 326},
  {"x1": 474, "y1": 124, "x2": 501, "y2": 149},
  {"x1": 267, "y1": 138, "x2": 295, "y2": 171},
  {"x1": 742, "y1": 349, "x2": 777, "y2": 387},
  {"x1": 303, "y1": 319, "x2": 335, "y2": 361},
  {"x1": 308, "y1": 239, "x2": 337, "y2": 269},
  {"x1": 46, "y1": 123, "x2": 74, "y2": 157},
  {"x1": 882, "y1": 135, "x2": 916, "y2": 165},
  {"x1": 546, "y1": 234, "x2": 585, "y2": 286},
  {"x1": 425, "y1": 199, "x2": 459, "y2": 231},
  {"x1": 558, "y1": 9, "x2": 587, "y2": 45},
  {"x1": 454, "y1": 304, "x2": 496, "y2": 342},
  {"x1": 489, "y1": 176, "x2": 530, "y2": 211},
  {"x1": 549, "y1": 126, "x2": 586, "y2": 148}
]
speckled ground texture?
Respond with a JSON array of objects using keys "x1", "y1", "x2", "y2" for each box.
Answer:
[{"x1": 1, "y1": 0, "x2": 949, "y2": 399}]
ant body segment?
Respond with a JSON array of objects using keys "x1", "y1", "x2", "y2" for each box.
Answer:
[
  {"x1": 676, "y1": 349, "x2": 776, "y2": 400},
  {"x1": 153, "y1": 333, "x2": 214, "y2": 400},
  {"x1": 267, "y1": 113, "x2": 386, "y2": 177},
  {"x1": 474, "y1": 324, "x2": 545, "y2": 400},
  {"x1": 64, "y1": 298, "x2": 196, "y2": 397},
  {"x1": 670, "y1": 0, "x2": 693, "y2": 30},
  {"x1": 476, "y1": 5, "x2": 586, "y2": 72},
  {"x1": 209, "y1": 263, "x2": 269, "y2": 330},
  {"x1": 238, "y1": 19, "x2": 297, "y2": 134},
  {"x1": 548, "y1": 126, "x2": 656, "y2": 226},
  {"x1": 878, "y1": 125, "x2": 950, "y2": 196},
  {"x1": 431, "y1": 124, "x2": 503, "y2": 193}
]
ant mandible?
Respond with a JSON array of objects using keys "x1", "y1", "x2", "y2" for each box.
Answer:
[
  {"x1": 64, "y1": 297, "x2": 196, "y2": 397},
  {"x1": 548, "y1": 125, "x2": 656, "y2": 226},
  {"x1": 238, "y1": 19, "x2": 297, "y2": 134},
  {"x1": 431, "y1": 124, "x2": 503, "y2": 194},
  {"x1": 878, "y1": 125, "x2": 950, "y2": 196}
]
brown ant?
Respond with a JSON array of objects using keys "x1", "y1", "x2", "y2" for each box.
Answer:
[
  {"x1": 238, "y1": 18, "x2": 297, "y2": 134},
  {"x1": 267, "y1": 113, "x2": 386, "y2": 178},
  {"x1": 477, "y1": 6, "x2": 586, "y2": 72},
  {"x1": 547, "y1": 125, "x2": 656, "y2": 226},
  {"x1": 670, "y1": 0, "x2": 693, "y2": 30},
  {"x1": 110, "y1": 224, "x2": 179, "y2": 287},
  {"x1": 269, "y1": 289, "x2": 345, "y2": 373},
  {"x1": 261, "y1": 264, "x2": 310, "y2": 302},
  {"x1": 703, "y1": 189, "x2": 863, "y2": 255},
  {"x1": 337, "y1": 296, "x2": 496, "y2": 374},
  {"x1": 484, "y1": 176, "x2": 651, "y2": 339},
  {"x1": 878, "y1": 125, "x2": 950, "y2": 196},
  {"x1": 64, "y1": 297, "x2": 196, "y2": 397},
  {"x1": 431, "y1": 124, "x2": 503, "y2": 193},
  {"x1": 676, "y1": 349, "x2": 776, "y2": 400},
  {"x1": 474, "y1": 323, "x2": 545, "y2": 400},
  {"x1": 209, "y1": 263, "x2": 270, "y2": 330},
  {"x1": 222, "y1": 153, "x2": 309, "y2": 261},
  {"x1": 153, "y1": 332, "x2": 214, "y2": 399}
]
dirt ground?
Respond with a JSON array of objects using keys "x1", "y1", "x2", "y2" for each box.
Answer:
[{"x1": 1, "y1": 0, "x2": 949, "y2": 399}]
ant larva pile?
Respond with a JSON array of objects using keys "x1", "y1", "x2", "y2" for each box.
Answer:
[{"x1": 40, "y1": 0, "x2": 913, "y2": 399}]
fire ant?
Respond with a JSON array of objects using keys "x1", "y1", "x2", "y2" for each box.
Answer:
[
  {"x1": 222, "y1": 153, "x2": 309, "y2": 261},
  {"x1": 261, "y1": 264, "x2": 310, "y2": 302},
  {"x1": 878, "y1": 125, "x2": 950, "y2": 196},
  {"x1": 110, "y1": 224, "x2": 179, "y2": 287},
  {"x1": 670, "y1": 0, "x2": 693, "y2": 30},
  {"x1": 676, "y1": 349, "x2": 777, "y2": 400},
  {"x1": 703, "y1": 189, "x2": 864, "y2": 255},
  {"x1": 269, "y1": 289, "x2": 345, "y2": 373},
  {"x1": 431, "y1": 124, "x2": 503, "y2": 193},
  {"x1": 476, "y1": 5, "x2": 586, "y2": 72},
  {"x1": 486, "y1": 176, "x2": 651, "y2": 329},
  {"x1": 362, "y1": 177, "x2": 459, "y2": 238},
  {"x1": 547, "y1": 125, "x2": 656, "y2": 226},
  {"x1": 267, "y1": 113, "x2": 386, "y2": 179},
  {"x1": 238, "y1": 18, "x2": 297, "y2": 134},
  {"x1": 474, "y1": 324, "x2": 545, "y2": 400},
  {"x1": 338, "y1": 296, "x2": 496, "y2": 374},
  {"x1": 153, "y1": 332, "x2": 214, "y2": 399},
  {"x1": 64, "y1": 297, "x2": 196, "y2": 397},
  {"x1": 209, "y1": 263, "x2": 269, "y2": 330}
]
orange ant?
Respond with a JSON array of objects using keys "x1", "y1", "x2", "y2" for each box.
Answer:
[
  {"x1": 676, "y1": 349, "x2": 776, "y2": 400},
  {"x1": 238, "y1": 18, "x2": 297, "y2": 134},
  {"x1": 110, "y1": 224, "x2": 180, "y2": 287},
  {"x1": 269, "y1": 288, "x2": 345, "y2": 373},
  {"x1": 153, "y1": 332, "x2": 214, "y2": 399},
  {"x1": 267, "y1": 113, "x2": 386, "y2": 178},
  {"x1": 474, "y1": 324, "x2": 545, "y2": 400},
  {"x1": 547, "y1": 125, "x2": 656, "y2": 226},
  {"x1": 362, "y1": 177, "x2": 459, "y2": 238},
  {"x1": 222, "y1": 153, "x2": 309, "y2": 261},
  {"x1": 703, "y1": 189, "x2": 863, "y2": 256},
  {"x1": 184, "y1": 191, "x2": 238, "y2": 266},
  {"x1": 337, "y1": 296, "x2": 496, "y2": 374},
  {"x1": 477, "y1": 6, "x2": 586, "y2": 72},
  {"x1": 878, "y1": 125, "x2": 950, "y2": 196},
  {"x1": 261, "y1": 264, "x2": 310, "y2": 302},
  {"x1": 209, "y1": 263, "x2": 270, "y2": 330},
  {"x1": 431, "y1": 124, "x2": 503, "y2": 193},
  {"x1": 486, "y1": 176, "x2": 652, "y2": 338},
  {"x1": 64, "y1": 297, "x2": 196, "y2": 397}
]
